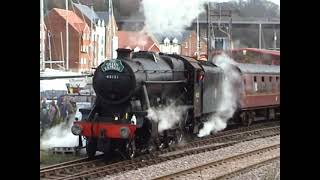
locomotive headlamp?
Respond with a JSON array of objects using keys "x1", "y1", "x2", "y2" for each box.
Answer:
[
  {"x1": 71, "y1": 124, "x2": 82, "y2": 135},
  {"x1": 120, "y1": 127, "x2": 130, "y2": 138}
]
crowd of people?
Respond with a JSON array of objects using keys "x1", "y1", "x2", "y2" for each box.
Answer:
[{"x1": 40, "y1": 95, "x2": 77, "y2": 135}]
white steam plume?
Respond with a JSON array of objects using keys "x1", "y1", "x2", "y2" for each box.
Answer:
[
  {"x1": 40, "y1": 113, "x2": 81, "y2": 150},
  {"x1": 141, "y1": 0, "x2": 232, "y2": 36},
  {"x1": 147, "y1": 104, "x2": 188, "y2": 133},
  {"x1": 141, "y1": 0, "x2": 205, "y2": 36},
  {"x1": 198, "y1": 53, "x2": 242, "y2": 137}
]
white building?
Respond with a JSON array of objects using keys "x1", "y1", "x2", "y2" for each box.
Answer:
[
  {"x1": 158, "y1": 37, "x2": 181, "y2": 54},
  {"x1": 73, "y1": 3, "x2": 106, "y2": 67},
  {"x1": 94, "y1": 19, "x2": 106, "y2": 65}
]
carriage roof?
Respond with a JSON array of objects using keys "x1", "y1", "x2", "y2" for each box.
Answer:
[{"x1": 236, "y1": 63, "x2": 280, "y2": 74}]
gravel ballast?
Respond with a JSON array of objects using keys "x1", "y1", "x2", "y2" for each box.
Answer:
[
  {"x1": 230, "y1": 159, "x2": 280, "y2": 180},
  {"x1": 100, "y1": 135, "x2": 280, "y2": 180}
]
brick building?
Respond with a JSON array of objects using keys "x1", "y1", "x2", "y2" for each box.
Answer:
[
  {"x1": 180, "y1": 31, "x2": 207, "y2": 57},
  {"x1": 45, "y1": 8, "x2": 92, "y2": 72}
]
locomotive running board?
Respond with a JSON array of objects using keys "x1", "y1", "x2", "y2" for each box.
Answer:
[
  {"x1": 144, "y1": 80, "x2": 188, "y2": 84},
  {"x1": 131, "y1": 111, "x2": 148, "y2": 116}
]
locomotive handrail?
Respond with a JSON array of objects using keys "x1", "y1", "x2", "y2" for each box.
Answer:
[
  {"x1": 144, "y1": 80, "x2": 188, "y2": 84},
  {"x1": 135, "y1": 70, "x2": 186, "y2": 73},
  {"x1": 142, "y1": 84, "x2": 151, "y2": 109}
]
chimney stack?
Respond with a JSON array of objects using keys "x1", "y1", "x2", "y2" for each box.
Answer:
[{"x1": 116, "y1": 48, "x2": 133, "y2": 60}]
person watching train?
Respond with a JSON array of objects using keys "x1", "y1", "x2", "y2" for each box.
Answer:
[{"x1": 48, "y1": 99, "x2": 62, "y2": 127}]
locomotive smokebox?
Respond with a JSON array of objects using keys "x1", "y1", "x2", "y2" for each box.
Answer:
[
  {"x1": 93, "y1": 51, "x2": 136, "y2": 104},
  {"x1": 116, "y1": 48, "x2": 133, "y2": 60}
]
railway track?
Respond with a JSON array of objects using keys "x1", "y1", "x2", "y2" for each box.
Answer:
[
  {"x1": 40, "y1": 121, "x2": 279, "y2": 180},
  {"x1": 214, "y1": 157, "x2": 279, "y2": 180},
  {"x1": 40, "y1": 157, "x2": 106, "y2": 179},
  {"x1": 40, "y1": 121, "x2": 278, "y2": 178},
  {"x1": 40, "y1": 155, "x2": 103, "y2": 172},
  {"x1": 153, "y1": 144, "x2": 280, "y2": 180}
]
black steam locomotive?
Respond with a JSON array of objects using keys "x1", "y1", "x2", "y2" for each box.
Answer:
[{"x1": 72, "y1": 49, "x2": 228, "y2": 159}]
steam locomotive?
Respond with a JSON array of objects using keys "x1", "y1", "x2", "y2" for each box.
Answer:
[{"x1": 71, "y1": 49, "x2": 280, "y2": 159}]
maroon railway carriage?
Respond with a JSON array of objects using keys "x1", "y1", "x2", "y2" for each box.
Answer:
[{"x1": 235, "y1": 63, "x2": 280, "y2": 125}]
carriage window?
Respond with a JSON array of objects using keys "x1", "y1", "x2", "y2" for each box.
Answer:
[
  {"x1": 262, "y1": 77, "x2": 265, "y2": 82},
  {"x1": 253, "y1": 76, "x2": 258, "y2": 92},
  {"x1": 269, "y1": 76, "x2": 272, "y2": 82},
  {"x1": 244, "y1": 79, "x2": 246, "y2": 85},
  {"x1": 276, "y1": 76, "x2": 280, "y2": 89}
]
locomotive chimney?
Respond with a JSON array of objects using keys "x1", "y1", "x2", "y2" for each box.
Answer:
[{"x1": 116, "y1": 48, "x2": 133, "y2": 60}]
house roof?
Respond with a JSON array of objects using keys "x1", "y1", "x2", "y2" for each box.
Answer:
[
  {"x1": 233, "y1": 48, "x2": 280, "y2": 56},
  {"x1": 236, "y1": 63, "x2": 280, "y2": 74},
  {"x1": 212, "y1": 48, "x2": 280, "y2": 57},
  {"x1": 52, "y1": 8, "x2": 90, "y2": 33},
  {"x1": 96, "y1": 11, "x2": 110, "y2": 24},
  {"x1": 72, "y1": 3, "x2": 100, "y2": 22},
  {"x1": 117, "y1": 31, "x2": 160, "y2": 52},
  {"x1": 153, "y1": 31, "x2": 194, "y2": 44}
]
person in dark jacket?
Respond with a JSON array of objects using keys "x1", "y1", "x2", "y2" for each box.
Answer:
[
  {"x1": 59, "y1": 96, "x2": 68, "y2": 122},
  {"x1": 49, "y1": 100, "x2": 62, "y2": 127},
  {"x1": 40, "y1": 98, "x2": 50, "y2": 132},
  {"x1": 65, "y1": 97, "x2": 77, "y2": 125}
]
